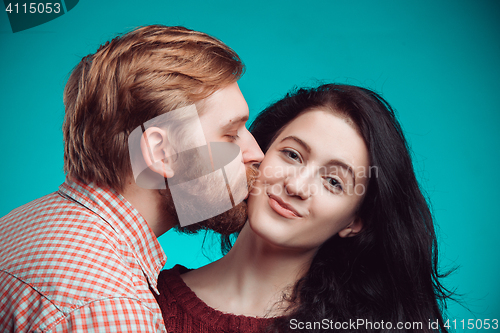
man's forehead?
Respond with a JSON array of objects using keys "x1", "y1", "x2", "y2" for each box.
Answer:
[
  {"x1": 220, "y1": 114, "x2": 249, "y2": 129},
  {"x1": 197, "y1": 82, "x2": 249, "y2": 125}
]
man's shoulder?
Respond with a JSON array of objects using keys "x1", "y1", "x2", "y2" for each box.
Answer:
[
  {"x1": 0, "y1": 190, "x2": 113, "y2": 252},
  {"x1": 0, "y1": 190, "x2": 140, "y2": 303},
  {"x1": 1, "y1": 190, "x2": 98, "y2": 225},
  {"x1": 0, "y1": 190, "x2": 166, "y2": 332},
  {"x1": 0, "y1": 270, "x2": 166, "y2": 332}
]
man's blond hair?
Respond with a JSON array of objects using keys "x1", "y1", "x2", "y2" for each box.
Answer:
[{"x1": 63, "y1": 25, "x2": 244, "y2": 191}]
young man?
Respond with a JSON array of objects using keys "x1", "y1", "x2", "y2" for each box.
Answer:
[{"x1": 0, "y1": 25, "x2": 263, "y2": 332}]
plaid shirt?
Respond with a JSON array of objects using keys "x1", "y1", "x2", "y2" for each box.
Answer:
[{"x1": 0, "y1": 178, "x2": 168, "y2": 332}]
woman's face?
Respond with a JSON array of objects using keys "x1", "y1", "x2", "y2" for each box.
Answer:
[{"x1": 247, "y1": 109, "x2": 370, "y2": 251}]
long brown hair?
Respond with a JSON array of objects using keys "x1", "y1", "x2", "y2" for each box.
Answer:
[{"x1": 249, "y1": 84, "x2": 454, "y2": 332}]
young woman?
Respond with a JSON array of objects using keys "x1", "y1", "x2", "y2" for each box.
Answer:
[{"x1": 155, "y1": 84, "x2": 452, "y2": 332}]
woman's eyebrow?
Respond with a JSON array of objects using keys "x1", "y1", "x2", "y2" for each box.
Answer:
[
  {"x1": 325, "y1": 160, "x2": 355, "y2": 185},
  {"x1": 280, "y1": 136, "x2": 311, "y2": 154}
]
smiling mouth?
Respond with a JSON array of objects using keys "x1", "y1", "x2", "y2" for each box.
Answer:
[{"x1": 267, "y1": 194, "x2": 302, "y2": 219}]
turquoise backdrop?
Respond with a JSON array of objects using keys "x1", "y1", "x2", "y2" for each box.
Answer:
[{"x1": 1, "y1": 0, "x2": 498, "y2": 326}]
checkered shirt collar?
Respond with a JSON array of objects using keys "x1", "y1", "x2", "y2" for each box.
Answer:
[{"x1": 58, "y1": 177, "x2": 167, "y2": 294}]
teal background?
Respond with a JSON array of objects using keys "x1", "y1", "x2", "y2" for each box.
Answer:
[{"x1": 1, "y1": 0, "x2": 498, "y2": 326}]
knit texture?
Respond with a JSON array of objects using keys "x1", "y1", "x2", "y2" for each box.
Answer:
[{"x1": 155, "y1": 265, "x2": 275, "y2": 333}]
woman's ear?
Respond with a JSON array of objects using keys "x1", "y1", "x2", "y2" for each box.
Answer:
[
  {"x1": 338, "y1": 217, "x2": 363, "y2": 238},
  {"x1": 140, "y1": 126, "x2": 176, "y2": 179}
]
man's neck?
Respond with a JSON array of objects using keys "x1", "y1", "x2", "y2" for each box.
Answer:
[{"x1": 120, "y1": 179, "x2": 176, "y2": 237}]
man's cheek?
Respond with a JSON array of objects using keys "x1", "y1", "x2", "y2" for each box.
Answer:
[{"x1": 169, "y1": 142, "x2": 246, "y2": 227}]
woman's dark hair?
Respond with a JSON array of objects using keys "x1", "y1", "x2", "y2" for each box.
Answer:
[{"x1": 248, "y1": 84, "x2": 453, "y2": 332}]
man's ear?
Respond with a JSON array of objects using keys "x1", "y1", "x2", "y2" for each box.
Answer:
[
  {"x1": 338, "y1": 216, "x2": 363, "y2": 238},
  {"x1": 140, "y1": 126, "x2": 176, "y2": 179}
]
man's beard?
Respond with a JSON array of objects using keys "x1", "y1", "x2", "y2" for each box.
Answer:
[{"x1": 159, "y1": 164, "x2": 258, "y2": 235}]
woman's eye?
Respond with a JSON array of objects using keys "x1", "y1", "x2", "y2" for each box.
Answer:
[
  {"x1": 325, "y1": 177, "x2": 343, "y2": 193},
  {"x1": 281, "y1": 149, "x2": 301, "y2": 162}
]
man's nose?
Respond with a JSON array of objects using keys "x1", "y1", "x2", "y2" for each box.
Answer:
[{"x1": 240, "y1": 128, "x2": 264, "y2": 166}]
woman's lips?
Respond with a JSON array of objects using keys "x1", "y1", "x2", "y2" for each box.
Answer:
[{"x1": 268, "y1": 194, "x2": 302, "y2": 219}]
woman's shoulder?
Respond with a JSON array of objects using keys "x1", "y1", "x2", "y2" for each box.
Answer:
[
  {"x1": 155, "y1": 264, "x2": 274, "y2": 333},
  {"x1": 156, "y1": 264, "x2": 193, "y2": 311},
  {"x1": 157, "y1": 264, "x2": 190, "y2": 287}
]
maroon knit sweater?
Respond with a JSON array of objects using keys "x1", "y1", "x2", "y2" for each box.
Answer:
[{"x1": 155, "y1": 265, "x2": 275, "y2": 333}]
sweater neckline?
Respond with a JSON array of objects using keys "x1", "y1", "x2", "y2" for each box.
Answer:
[{"x1": 163, "y1": 264, "x2": 277, "y2": 330}]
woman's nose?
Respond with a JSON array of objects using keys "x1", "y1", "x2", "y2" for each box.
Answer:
[{"x1": 284, "y1": 172, "x2": 313, "y2": 200}]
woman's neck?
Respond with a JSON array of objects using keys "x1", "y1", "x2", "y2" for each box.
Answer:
[{"x1": 181, "y1": 223, "x2": 316, "y2": 317}]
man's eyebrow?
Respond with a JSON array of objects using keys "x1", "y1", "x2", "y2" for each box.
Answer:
[
  {"x1": 280, "y1": 136, "x2": 311, "y2": 154},
  {"x1": 220, "y1": 115, "x2": 249, "y2": 130}
]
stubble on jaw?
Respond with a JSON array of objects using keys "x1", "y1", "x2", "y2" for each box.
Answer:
[{"x1": 160, "y1": 164, "x2": 259, "y2": 235}]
